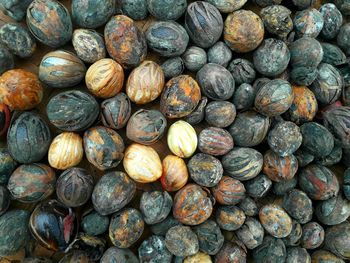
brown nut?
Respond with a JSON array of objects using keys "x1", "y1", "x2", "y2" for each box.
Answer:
[{"x1": 161, "y1": 155, "x2": 189, "y2": 192}]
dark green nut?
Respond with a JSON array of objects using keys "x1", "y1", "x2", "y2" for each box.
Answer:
[
  {"x1": 232, "y1": 83, "x2": 256, "y2": 111},
  {"x1": 101, "y1": 93, "x2": 131, "y2": 130},
  {"x1": 161, "y1": 57, "x2": 185, "y2": 79},
  {"x1": 282, "y1": 220, "x2": 302, "y2": 247},
  {"x1": 72, "y1": 0, "x2": 115, "y2": 29},
  {"x1": 282, "y1": 189, "x2": 313, "y2": 224},
  {"x1": 184, "y1": 1, "x2": 223, "y2": 48},
  {"x1": 0, "y1": 45, "x2": 14, "y2": 75},
  {"x1": 273, "y1": 177, "x2": 297, "y2": 196},
  {"x1": 300, "y1": 122, "x2": 334, "y2": 158},
  {"x1": 8, "y1": 163, "x2": 55, "y2": 203},
  {"x1": 197, "y1": 63, "x2": 234, "y2": 100},
  {"x1": 7, "y1": 112, "x2": 51, "y2": 164},
  {"x1": 146, "y1": 21, "x2": 189, "y2": 57},
  {"x1": 150, "y1": 215, "x2": 181, "y2": 236},
  {"x1": 216, "y1": 205, "x2": 246, "y2": 231},
  {"x1": 0, "y1": 186, "x2": 10, "y2": 216},
  {"x1": 298, "y1": 164, "x2": 339, "y2": 200},
  {"x1": 192, "y1": 219, "x2": 224, "y2": 255},
  {"x1": 27, "y1": 0, "x2": 72, "y2": 48},
  {"x1": 253, "y1": 38, "x2": 290, "y2": 77},
  {"x1": 337, "y1": 23, "x2": 350, "y2": 56},
  {"x1": 252, "y1": 236, "x2": 286, "y2": 263},
  {"x1": 228, "y1": 111, "x2": 270, "y2": 147},
  {"x1": 147, "y1": 0, "x2": 187, "y2": 20},
  {"x1": 254, "y1": 79, "x2": 294, "y2": 117},
  {"x1": 121, "y1": 0, "x2": 148, "y2": 20},
  {"x1": 245, "y1": 174, "x2": 272, "y2": 198},
  {"x1": 82, "y1": 210, "x2": 110, "y2": 236},
  {"x1": 290, "y1": 66, "x2": 318, "y2": 86},
  {"x1": 294, "y1": 149, "x2": 314, "y2": 167},
  {"x1": 319, "y1": 3, "x2": 343, "y2": 40},
  {"x1": 315, "y1": 193, "x2": 350, "y2": 225},
  {"x1": 301, "y1": 222, "x2": 324, "y2": 250},
  {"x1": 293, "y1": 8, "x2": 324, "y2": 38},
  {"x1": 101, "y1": 247, "x2": 138, "y2": 263},
  {"x1": 315, "y1": 145, "x2": 342, "y2": 166},
  {"x1": 268, "y1": 121, "x2": 302, "y2": 157},
  {"x1": 47, "y1": 90, "x2": 99, "y2": 132},
  {"x1": 292, "y1": 0, "x2": 316, "y2": 10},
  {"x1": 260, "y1": 5, "x2": 293, "y2": 38},
  {"x1": 222, "y1": 147, "x2": 263, "y2": 181},
  {"x1": 228, "y1": 58, "x2": 256, "y2": 85},
  {"x1": 290, "y1": 37, "x2": 323, "y2": 68},
  {"x1": 334, "y1": 0, "x2": 350, "y2": 15},
  {"x1": 286, "y1": 247, "x2": 311, "y2": 263},
  {"x1": 205, "y1": 101, "x2": 236, "y2": 128},
  {"x1": 185, "y1": 96, "x2": 207, "y2": 125},
  {"x1": 182, "y1": 46, "x2": 207, "y2": 72},
  {"x1": 0, "y1": 210, "x2": 30, "y2": 256},
  {"x1": 324, "y1": 222, "x2": 350, "y2": 260},
  {"x1": 165, "y1": 225, "x2": 199, "y2": 257},
  {"x1": 310, "y1": 63, "x2": 343, "y2": 105},
  {"x1": 0, "y1": 148, "x2": 17, "y2": 185},
  {"x1": 0, "y1": 23, "x2": 36, "y2": 58},
  {"x1": 238, "y1": 197, "x2": 258, "y2": 217},
  {"x1": 321, "y1": 43, "x2": 347, "y2": 66},
  {"x1": 140, "y1": 191, "x2": 173, "y2": 225},
  {"x1": 207, "y1": 41, "x2": 232, "y2": 68},
  {"x1": 0, "y1": 0, "x2": 33, "y2": 21},
  {"x1": 235, "y1": 217, "x2": 264, "y2": 250}
]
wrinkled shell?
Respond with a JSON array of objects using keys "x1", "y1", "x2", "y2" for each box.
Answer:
[
  {"x1": 282, "y1": 189, "x2": 313, "y2": 224},
  {"x1": 185, "y1": 96, "x2": 208, "y2": 125},
  {"x1": 235, "y1": 217, "x2": 264, "y2": 250},
  {"x1": 263, "y1": 150, "x2": 298, "y2": 182},
  {"x1": 216, "y1": 205, "x2": 246, "y2": 231},
  {"x1": 228, "y1": 58, "x2": 256, "y2": 85},
  {"x1": 207, "y1": 41, "x2": 232, "y2": 67},
  {"x1": 252, "y1": 236, "x2": 286, "y2": 263},
  {"x1": 239, "y1": 197, "x2": 258, "y2": 217},
  {"x1": 165, "y1": 225, "x2": 199, "y2": 257},
  {"x1": 294, "y1": 8, "x2": 324, "y2": 38},
  {"x1": 0, "y1": 45, "x2": 14, "y2": 75},
  {"x1": 161, "y1": 155, "x2": 188, "y2": 192},
  {"x1": 324, "y1": 222, "x2": 350, "y2": 260},
  {"x1": 140, "y1": 191, "x2": 173, "y2": 225},
  {"x1": 48, "y1": 132, "x2": 83, "y2": 170},
  {"x1": 81, "y1": 210, "x2": 109, "y2": 236},
  {"x1": 301, "y1": 222, "x2": 324, "y2": 249},
  {"x1": 0, "y1": 0, "x2": 32, "y2": 21},
  {"x1": 289, "y1": 37, "x2": 323, "y2": 68},
  {"x1": 101, "y1": 247, "x2": 138, "y2": 263},
  {"x1": 315, "y1": 194, "x2": 350, "y2": 225},
  {"x1": 260, "y1": 5, "x2": 293, "y2": 38},
  {"x1": 322, "y1": 42, "x2": 347, "y2": 66},
  {"x1": 182, "y1": 46, "x2": 207, "y2": 72},
  {"x1": 286, "y1": 247, "x2": 311, "y2": 263},
  {"x1": 198, "y1": 127, "x2": 233, "y2": 156},
  {"x1": 259, "y1": 204, "x2": 292, "y2": 238},
  {"x1": 205, "y1": 0, "x2": 247, "y2": 13},
  {"x1": 147, "y1": 0, "x2": 186, "y2": 20},
  {"x1": 193, "y1": 220, "x2": 224, "y2": 255},
  {"x1": 0, "y1": 186, "x2": 10, "y2": 216},
  {"x1": 282, "y1": 220, "x2": 302, "y2": 247},
  {"x1": 161, "y1": 57, "x2": 185, "y2": 79},
  {"x1": 184, "y1": 252, "x2": 212, "y2": 263},
  {"x1": 212, "y1": 176, "x2": 245, "y2": 205},
  {"x1": 215, "y1": 242, "x2": 247, "y2": 263},
  {"x1": 319, "y1": 3, "x2": 343, "y2": 40},
  {"x1": 205, "y1": 101, "x2": 236, "y2": 128},
  {"x1": 138, "y1": 235, "x2": 172, "y2": 263},
  {"x1": 311, "y1": 250, "x2": 345, "y2": 263},
  {"x1": 101, "y1": 93, "x2": 131, "y2": 130},
  {"x1": 0, "y1": 148, "x2": 17, "y2": 185},
  {"x1": 245, "y1": 174, "x2": 272, "y2": 198}
]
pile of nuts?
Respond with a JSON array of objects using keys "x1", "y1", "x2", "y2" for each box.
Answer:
[{"x1": 0, "y1": 0, "x2": 350, "y2": 262}]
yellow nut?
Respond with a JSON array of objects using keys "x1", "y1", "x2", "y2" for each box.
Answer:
[
  {"x1": 123, "y1": 143, "x2": 162, "y2": 183},
  {"x1": 167, "y1": 120, "x2": 197, "y2": 158},
  {"x1": 126, "y1": 60, "x2": 165, "y2": 104},
  {"x1": 184, "y1": 252, "x2": 212, "y2": 263},
  {"x1": 48, "y1": 132, "x2": 83, "y2": 170}
]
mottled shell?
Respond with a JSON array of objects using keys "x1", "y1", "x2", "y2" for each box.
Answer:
[
  {"x1": 263, "y1": 150, "x2": 298, "y2": 182},
  {"x1": 224, "y1": 10, "x2": 264, "y2": 53},
  {"x1": 255, "y1": 79, "x2": 294, "y2": 117},
  {"x1": 84, "y1": 126, "x2": 125, "y2": 170},
  {"x1": 291, "y1": 66, "x2": 317, "y2": 86},
  {"x1": 165, "y1": 225, "x2": 199, "y2": 257},
  {"x1": 26, "y1": 0, "x2": 72, "y2": 48},
  {"x1": 252, "y1": 236, "x2": 286, "y2": 263},
  {"x1": 0, "y1": 69, "x2": 43, "y2": 110},
  {"x1": 315, "y1": 194, "x2": 350, "y2": 226},
  {"x1": 150, "y1": 215, "x2": 181, "y2": 236},
  {"x1": 282, "y1": 220, "x2": 302, "y2": 247},
  {"x1": 322, "y1": 43, "x2": 347, "y2": 66},
  {"x1": 192, "y1": 220, "x2": 224, "y2": 255},
  {"x1": 0, "y1": 45, "x2": 14, "y2": 75},
  {"x1": 72, "y1": 0, "x2": 115, "y2": 28},
  {"x1": 161, "y1": 57, "x2": 185, "y2": 79},
  {"x1": 293, "y1": 8, "x2": 324, "y2": 38},
  {"x1": 140, "y1": 191, "x2": 172, "y2": 224},
  {"x1": 160, "y1": 75, "x2": 201, "y2": 118},
  {"x1": 205, "y1": 101, "x2": 236, "y2": 128},
  {"x1": 39, "y1": 50, "x2": 86, "y2": 88},
  {"x1": 126, "y1": 61, "x2": 165, "y2": 104},
  {"x1": 138, "y1": 235, "x2": 173, "y2": 263},
  {"x1": 197, "y1": 63, "x2": 235, "y2": 100},
  {"x1": 47, "y1": 90, "x2": 99, "y2": 132},
  {"x1": 0, "y1": 0, "x2": 32, "y2": 21},
  {"x1": 161, "y1": 155, "x2": 189, "y2": 192},
  {"x1": 48, "y1": 132, "x2": 84, "y2": 170},
  {"x1": 85, "y1": 58, "x2": 124, "y2": 98},
  {"x1": 123, "y1": 143, "x2": 162, "y2": 183},
  {"x1": 239, "y1": 198, "x2": 260, "y2": 216},
  {"x1": 216, "y1": 205, "x2": 246, "y2": 231},
  {"x1": 126, "y1": 109, "x2": 167, "y2": 145},
  {"x1": 235, "y1": 217, "x2": 264, "y2": 250},
  {"x1": 228, "y1": 58, "x2": 256, "y2": 85},
  {"x1": 82, "y1": 210, "x2": 109, "y2": 236},
  {"x1": 338, "y1": 23, "x2": 350, "y2": 56},
  {"x1": 245, "y1": 174, "x2": 272, "y2": 198},
  {"x1": 121, "y1": 0, "x2": 148, "y2": 20},
  {"x1": 198, "y1": 127, "x2": 233, "y2": 156},
  {"x1": 167, "y1": 120, "x2": 197, "y2": 158},
  {"x1": 319, "y1": 3, "x2": 343, "y2": 40},
  {"x1": 182, "y1": 46, "x2": 207, "y2": 72},
  {"x1": 324, "y1": 222, "x2": 350, "y2": 260},
  {"x1": 184, "y1": 252, "x2": 212, "y2": 263},
  {"x1": 146, "y1": 21, "x2": 189, "y2": 57},
  {"x1": 56, "y1": 168, "x2": 93, "y2": 208},
  {"x1": 285, "y1": 85, "x2": 318, "y2": 124},
  {"x1": 185, "y1": 96, "x2": 208, "y2": 125},
  {"x1": 147, "y1": 0, "x2": 186, "y2": 20},
  {"x1": 299, "y1": 164, "x2": 339, "y2": 200},
  {"x1": 0, "y1": 210, "x2": 30, "y2": 257},
  {"x1": 282, "y1": 189, "x2": 313, "y2": 224},
  {"x1": 8, "y1": 164, "x2": 55, "y2": 203},
  {"x1": 7, "y1": 112, "x2": 51, "y2": 164},
  {"x1": 0, "y1": 148, "x2": 17, "y2": 185},
  {"x1": 311, "y1": 250, "x2": 345, "y2": 263},
  {"x1": 188, "y1": 153, "x2": 223, "y2": 187},
  {"x1": 173, "y1": 184, "x2": 213, "y2": 225},
  {"x1": 0, "y1": 23, "x2": 36, "y2": 58},
  {"x1": 301, "y1": 222, "x2": 324, "y2": 249},
  {"x1": 290, "y1": 37, "x2": 323, "y2": 68},
  {"x1": 222, "y1": 147, "x2": 263, "y2": 181},
  {"x1": 101, "y1": 93, "x2": 131, "y2": 130},
  {"x1": 101, "y1": 247, "x2": 138, "y2": 263},
  {"x1": 286, "y1": 247, "x2": 311, "y2": 263},
  {"x1": 215, "y1": 242, "x2": 247, "y2": 263},
  {"x1": 212, "y1": 176, "x2": 245, "y2": 205},
  {"x1": 105, "y1": 15, "x2": 147, "y2": 69},
  {"x1": 72, "y1": 29, "x2": 106, "y2": 63},
  {"x1": 260, "y1": 5, "x2": 293, "y2": 38},
  {"x1": 228, "y1": 111, "x2": 270, "y2": 147},
  {"x1": 109, "y1": 208, "x2": 144, "y2": 248},
  {"x1": 207, "y1": 41, "x2": 232, "y2": 68},
  {"x1": 206, "y1": 0, "x2": 247, "y2": 13},
  {"x1": 259, "y1": 204, "x2": 293, "y2": 238},
  {"x1": 273, "y1": 177, "x2": 297, "y2": 196},
  {"x1": 92, "y1": 171, "x2": 136, "y2": 216}
]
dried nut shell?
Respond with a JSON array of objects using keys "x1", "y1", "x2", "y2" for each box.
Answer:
[
  {"x1": 212, "y1": 176, "x2": 246, "y2": 205},
  {"x1": 167, "y1": 120, "x2": 198, "y2": 158},
  {"x1": 126, "y1": 60, "x2": 165, "y2": 104},
  {"x1": 165, "y1": 225, "x2": 199, "y2": 257},
  {"x1": 205, "y1": 101, "x2": 236, "y2": 128},
  {"x1": 216, "y1": 205, "x2": 246, "y2": 231},
  {"x1": 100, "y1": 247, "x2": 138, "y2": 263},
  {"x1": 123, "y1": 143, "x2": 162, "y2": 183},
  {"x1": 0, "y1": 69, "x2": 43, "y2": 111},
  {"x1": 259, "y1": 204, "x2": 292, "y2": 238},
  {"x1": 140, "y1": 191, "x2": 173, "y2": 225},
  {"x1": 184, "y1": 252, "x2": 212, "y2": 263},
  {"x1": 198, "y1": 127, "x2": 234, "y2": 156},
  {"x1": 192, "y1": 220, "x2": 224, "y2": 255},
  {"x1": 48, "y1": 132, "x2": 83, "y2": 170},
  {"x1": 161, "y1": 155, "x2": 189, "y2": 192},
  {"x1": 85, "y1": 58, "x2": 124, "y2": 99},
  {"x1": 138, "y1": 235, "x2": 172, "y2": 263},
  {"x1": 263, "y1": 150, "x2": 298, "y2": 182}
]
